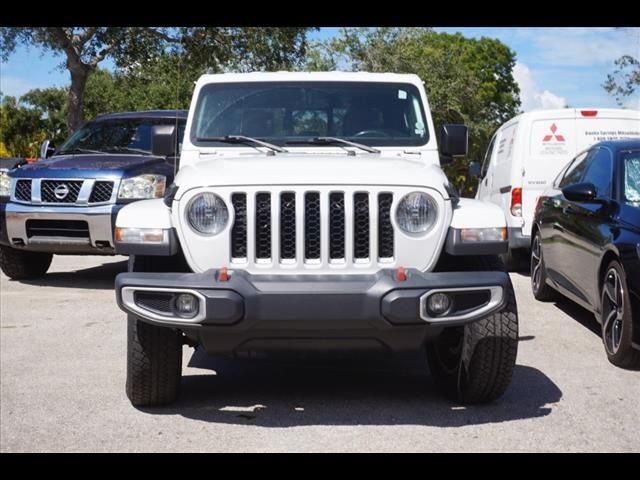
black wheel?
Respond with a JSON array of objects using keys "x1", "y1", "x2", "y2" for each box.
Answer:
[
  {"x1": 125, "y1": 253, "x2": 187, "y2": 406},
  {"x1": 600, "y1": 261, "x2": 640, "y2": 369},
  {"x1": 426, "y1": 255, "x2": 519, "y2": 403},
  {"x1": 0, "y1": 246, "x2": 52, "y2": 280},
  {"x1": 530, "y1": 231, "x2": 558, "y2": 301},
  {"x1": 126, "y1": 315, "x2": 183, "y2": 406}
]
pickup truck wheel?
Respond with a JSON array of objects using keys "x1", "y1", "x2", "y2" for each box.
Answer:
[
  {"x1": 426, "y1": 255, "x2": 519, "y2": 403},
  {"x1": 0, "y1": 246, "x2": 52, "y2": 280},
  {"x1": 126, "y1": 315, "x2": 183, "y2": 406},
  {"x1": 600, "y1": 261, "x2": 640, "y2": 369}
]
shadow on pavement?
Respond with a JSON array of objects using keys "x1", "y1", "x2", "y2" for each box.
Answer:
[
  {"x1": 552, "y1": 299, "x2": 601, "y2": 337},
  {"x1": 143, "y1": 348, "x2": 563, "y2": 427},
  {"x1": 19, "y1": 259, "x2": 127, "y2": 290}
]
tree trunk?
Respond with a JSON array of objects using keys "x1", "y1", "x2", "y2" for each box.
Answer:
[{"x1": 68, "y1": 65, "x2": 89, "y2": 134}]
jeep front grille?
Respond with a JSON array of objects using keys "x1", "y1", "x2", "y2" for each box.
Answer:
[{"x1": 230, "y1": 190, "x2": 395, "y2": 267}]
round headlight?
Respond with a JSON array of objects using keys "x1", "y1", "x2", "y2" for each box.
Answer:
[
  {"x1": 187, "y1": 193, "x2": 229, "y2": 235},
  {"x1": 396, "y1": 192, "x2": 438, "y2": 234}
]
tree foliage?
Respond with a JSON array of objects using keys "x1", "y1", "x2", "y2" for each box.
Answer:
[
  {"x1": 307, "y1": 28, "x2": 521, "y2": 195},
  {"x1": 0, "y1": 27, "x2": 314, "y2": 133},
  {"x1": 603, "y1": 55, "x2": 640, "y2": 106}
]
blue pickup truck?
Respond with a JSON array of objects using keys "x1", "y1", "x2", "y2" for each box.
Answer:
[{"x1": 0, "y1": 110, "x2": 187, "y2": 279}]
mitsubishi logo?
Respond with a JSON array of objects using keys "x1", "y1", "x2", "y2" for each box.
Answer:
[
  {"x1": 543, "y1": 123, "x2": 565, "y2": 142},
  {"x1": 53, "y1": 184, "x2": 70, "y2": 200}
]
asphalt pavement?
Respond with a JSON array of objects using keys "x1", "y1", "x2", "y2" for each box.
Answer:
[{"x1": 1, "y1": 255, "x2": 638, "y2": 452}]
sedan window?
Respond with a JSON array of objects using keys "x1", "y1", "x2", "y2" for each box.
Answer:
[
  {"x1": 582, "y1": 147, "x2": 613, "y2": 197},
  {"x1": 558, "y1": 150, "x2": 592, "y2": 187},
  {"x1": 622, "y1": 150, "x2": 640, "y2": 206}
]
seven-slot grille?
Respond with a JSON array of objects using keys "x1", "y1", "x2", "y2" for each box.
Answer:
[
  {"x1": 12, "y1": 179, "x2": 115, "y2": 204},
  {"x1": 230, "y1": 190, "x2": 395, "y2": 266}
]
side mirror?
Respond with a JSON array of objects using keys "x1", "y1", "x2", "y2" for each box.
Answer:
[
  {"x1": 469, "y1": 161, "x2": 482, "y2": 178},
  {"x1": 439, "y1": 124, "x2": 468, "y2": 164},
  {"x1": 151, "y1": 125, "x2": 177, "y2": 157},
  {"x1": 562, "y1": 182, "x2": 597, "y2": 202},
  {"x1": 40, "y1": 139, "x2": 56, "y2": 159}
]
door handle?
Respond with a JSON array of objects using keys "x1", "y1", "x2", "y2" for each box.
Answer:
[{"x1": 563, "y1": 206, "x2": 576, "y2": 215}]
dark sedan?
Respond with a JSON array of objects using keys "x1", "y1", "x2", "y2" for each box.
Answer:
[{"x1": 531, "y1": 139, "x2": 640, "y2": 369}]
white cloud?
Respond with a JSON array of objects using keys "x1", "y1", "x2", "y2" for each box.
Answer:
[
  {"x1": 532, "y1": 27, "x2": 639, "y2": 67},
  {"x1": 513, "y1": 62, "x2": 567, "y2": 111},
  {"x1": 623, "y1": 96, "x2": 640, "y2": 111}
]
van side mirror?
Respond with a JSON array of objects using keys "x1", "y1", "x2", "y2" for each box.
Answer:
[
  {"x1": 439, "y1": 124, "x2": 468, "y2": 164},
  {"x1": 40, "y1": 139, "x2": 56, "y2": 159},
  {"x1": 151, "y1": 125, "x2": 177, "y2": 157},
  {"x1": 469, "y1": 161, "x2": 481, "y2": 178},
  {"x1": 562, "y1": 182, "x2": 597, "y2": 202}
]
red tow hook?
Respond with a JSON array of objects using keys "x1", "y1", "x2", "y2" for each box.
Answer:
[
  {"x1": 396, "y1": 266, "x2": 407, "y2": 282},
  {"x1": 218, "y1": 267, "x2": 229, "y2": 282}
]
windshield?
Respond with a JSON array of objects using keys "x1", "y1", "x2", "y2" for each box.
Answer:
[
  {"x1": 56, "y1": 118, "x2": 186, "y2": 156},
  {"x1": 622, "y1": 150, "x2": 640, "y2": 207},
  {"x1": 190, "y1": 81, "x2": 429, "y2": 148}
]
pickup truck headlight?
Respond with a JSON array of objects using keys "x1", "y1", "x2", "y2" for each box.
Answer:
[
  {"x1": 396, "y1": 192, "x2": 438, "y2": 234},
  {"x1": 118, "y1": 174, "x2": 166, "y2": 200},
  {"x1": 0, "y1": 170, "x2": 10, "y2": 197},
  {"x1": 187, "y1": 192, "x2": 229, "y2": 235}
]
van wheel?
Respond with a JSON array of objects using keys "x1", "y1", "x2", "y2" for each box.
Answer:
[
  {"x1": 0, "y1": 246, "x2": 52, "y2": 280},
  {"x1": 530, "y1": 231, "x2": 558, "y2": 301},
  {"x1": 600, "y1": 261, "x2": 640, "y2": 369},
  {"x1": 426, "y1": 255, "x2": 519, "y2": 403}
]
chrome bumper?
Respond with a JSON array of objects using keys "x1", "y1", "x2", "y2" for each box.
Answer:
[{"x1": 4, "y1": 202, "x2": 120, "y2": 254}]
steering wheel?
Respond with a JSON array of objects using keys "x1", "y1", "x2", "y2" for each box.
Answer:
[{"x1": 352, "y1": 129, "x2": 392, "y2": 138}]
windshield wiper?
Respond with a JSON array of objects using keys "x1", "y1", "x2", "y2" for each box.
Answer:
[
  {"x1": 195, "y1": 135, "x2": 287, "y2": 154},
  {"x1": 56, "y1": 148, "x2": 106, "y2": 155},
  {"x1": 286, "y1": 137, "x2": 380, "y2": 154},
  {"x1": 105, "y1": 146, "x2": 152, "y2": 155}
]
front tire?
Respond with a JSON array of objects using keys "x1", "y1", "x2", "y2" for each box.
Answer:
[
  {"x1": 600, "y1": 261, "x2": 640, "y2": 369},
  {"x1": 125, "y1": 253, "x2": 188, "y2": 407},
  {"x1": 427, "y1": 255, "x2": 519, "y2": 403},
  {"x1": 126, "y1": 315, "x2": 183, "y2": 406},
  {"x1": 530, "y1": 230, "x2": 558, "y2": 301},
  {"x1": 0, "y1": 246, "x2": 52, "y2": 280}
]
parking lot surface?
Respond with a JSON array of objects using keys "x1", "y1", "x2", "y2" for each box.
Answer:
[{"x1": 1, "y1": 255, "x2": 638, "y2": 452}]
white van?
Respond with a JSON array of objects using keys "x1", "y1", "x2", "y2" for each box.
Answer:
[{"x1": 474, "y1": 108, "x2": 640, "y2": 263}]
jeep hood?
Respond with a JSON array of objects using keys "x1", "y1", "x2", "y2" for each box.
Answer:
[{"x1": 174, "y1": 154, "x2": 450, "y2": 197}]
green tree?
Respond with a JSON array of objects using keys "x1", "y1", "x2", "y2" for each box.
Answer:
[
  {"x1": 603, "y1": 55, "x2": 640, "y2": 106},
  {"x1": 310, "y1": 28, "x2": 521, "y2": 195},
  {"x1": 0, "y1": 27, "x2": 314, "y2": 133},
  {"x1": 0, "y1": 95, "x2": 46, "y2": 157}
]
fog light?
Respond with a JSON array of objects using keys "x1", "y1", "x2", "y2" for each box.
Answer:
[
  {"x1": 427, "y1": 293, "x2": 451, "y2": 316},
  {"x1": 175, "y1": 293, "x2": 198, "y2": 316}
]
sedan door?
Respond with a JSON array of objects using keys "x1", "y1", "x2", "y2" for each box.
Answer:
[{"x1": 556, "y1": 147, "x2": 615, "y2": 308}]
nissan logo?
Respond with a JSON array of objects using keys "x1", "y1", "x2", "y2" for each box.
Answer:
[{"x1": 53, "y1": 184, "x2": 70, "y2": 200}]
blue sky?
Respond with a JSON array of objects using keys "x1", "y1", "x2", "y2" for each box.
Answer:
[{"x1": 1, "y1": 27, "x2": 639, "y2": 111}]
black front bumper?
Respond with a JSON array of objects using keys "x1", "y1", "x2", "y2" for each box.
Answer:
[{"x1": 116, "y1": 269, "x2": 510, "y2": 355}]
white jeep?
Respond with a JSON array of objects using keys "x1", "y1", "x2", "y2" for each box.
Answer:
[{"x1": 114, "y1": 72, "x2": 518, "y2": 406}]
